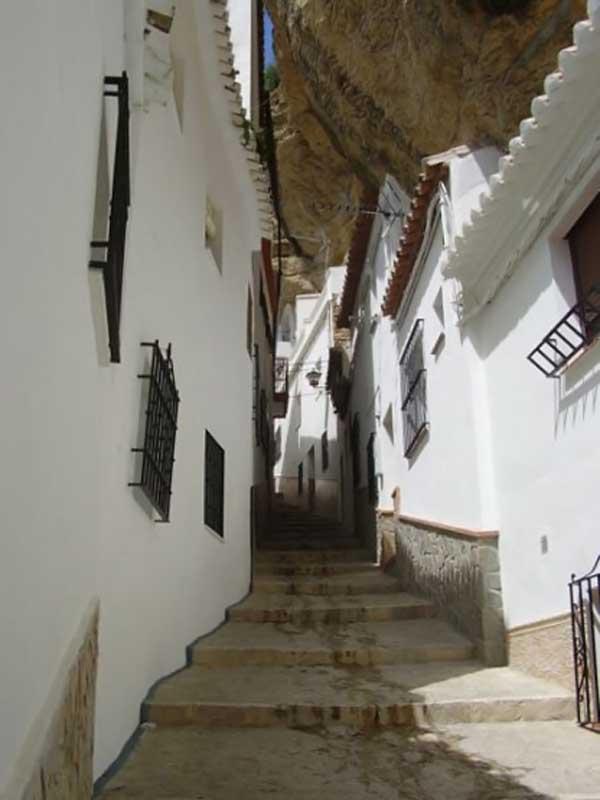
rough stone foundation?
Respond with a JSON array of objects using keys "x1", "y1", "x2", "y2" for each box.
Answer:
[
  {"x1": 21, "y1": 605, "x2": 99, "y2": 800},
  {"x1": 378, "y1": 513, "x2": 506, "y2": 666}
]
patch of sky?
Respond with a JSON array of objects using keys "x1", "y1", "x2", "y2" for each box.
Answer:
[{"x1": 264, "y1": 10, "x2": 275, "y2": 65}]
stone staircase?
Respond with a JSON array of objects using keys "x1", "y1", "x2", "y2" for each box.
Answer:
[{"x1": 97, "y1": 504, "x2": 573, "y2": 798}]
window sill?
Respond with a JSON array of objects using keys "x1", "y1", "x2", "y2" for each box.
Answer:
[
  {"x1": 431, "y1": 332, "x2": 446, "y2": 358},
  {"x1": 559, "y1": 334, "x2": 600, "y2": 378},
  {"x1": 203, "y1": 523, "x2": 225, "y2": 543},
  {"x1": 205, "y1": 246, "x2": 222, "y2": 275},
  {"x1": 404, "y1": 422, "x2": 429, "y2": 460}
]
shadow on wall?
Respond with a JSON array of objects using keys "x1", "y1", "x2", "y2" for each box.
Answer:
[{"x1": 465, "y1": 236, "x2": 600, "y2": 437}]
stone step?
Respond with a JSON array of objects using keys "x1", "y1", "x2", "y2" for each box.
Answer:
[
  {"x1": 254, "y1": 561, "x2": 378, "y2": 577},
  {"x1": 191, "y1": 619, "x2": 475, "y2": 667},
  {"x1": 259, "y1": 538, "x2": 362, "y2": 551},
  {"x1": 97, "y1": 722, "x2": 597, "y2": 800},
  {"x1": 228, "y1": 591, "x2": 435, "y2": 624},
  {"x1": 256, "y1": 548, "x2": 372, "y2": 563},
  {"x1": 143, "y1": 662, "x2": 573, "y2": 728},
  {"x1": 252, "y1": 571, "x2": 399, "y2": 595}
]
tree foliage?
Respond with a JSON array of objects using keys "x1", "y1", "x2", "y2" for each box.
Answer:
[{"x1": 264, "y1": 64, "x2": 280, "y2": 93}]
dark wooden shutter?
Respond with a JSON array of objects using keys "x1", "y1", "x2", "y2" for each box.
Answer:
[{"x1": 568, "y1": 194, "x2": 600, "y2": 305}]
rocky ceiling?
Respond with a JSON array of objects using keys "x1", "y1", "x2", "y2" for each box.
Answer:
[{"x1": 264, "y1": 0, "x2": 587, "y2": 305}]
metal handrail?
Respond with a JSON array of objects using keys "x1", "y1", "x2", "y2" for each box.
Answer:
[{"x1": 570, "y1": 557, "x2": 600, "y2": 729}]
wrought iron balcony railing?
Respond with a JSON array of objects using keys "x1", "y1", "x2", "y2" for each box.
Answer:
[
  {"x1": 89, "y1": 73, "x2": 130, "y2": 363},
  {"x1": 527, "y1": 286, "x2": 600, "y2": 377}
]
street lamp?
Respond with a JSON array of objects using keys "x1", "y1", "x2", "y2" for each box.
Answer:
[{"x1": 305, "y1": 367, "x2": 322, "y2": 388}]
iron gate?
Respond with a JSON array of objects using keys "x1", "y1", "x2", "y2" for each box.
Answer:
[{"x1": 570, "y1": 556, "x2": 600, "y2": 729}]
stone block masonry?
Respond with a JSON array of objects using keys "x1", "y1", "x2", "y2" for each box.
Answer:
[
  {"x1": 379, "y1": 513, "x2": 506, "y2": 666},
  {"x1": 19, "y1": 605, "x2": 98, "y2": 800}
]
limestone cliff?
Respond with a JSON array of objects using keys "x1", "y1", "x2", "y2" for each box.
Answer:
[{"x1": 265, "y1": 0, "x2": 587, "y2": 297}]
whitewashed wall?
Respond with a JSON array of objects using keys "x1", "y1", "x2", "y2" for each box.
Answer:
[
  {"x1": 468, "y1": 185, "x2": 600, "y2": 629},
  {"x1": 274, "y1": 270, "x2": 344, "y2": 513},
  {"x1": 346, "y1": 158, "x2": 500, "y2": 529},
  {"x1": 0, "y1": 0, "x2": 262, "y2": 791}
]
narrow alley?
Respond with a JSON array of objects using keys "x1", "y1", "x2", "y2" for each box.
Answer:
[{"x1": 95, "y1": 503, "x2": 597, "y2": 799}]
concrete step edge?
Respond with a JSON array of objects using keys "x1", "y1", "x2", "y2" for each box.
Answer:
[
  {"x1": 143, "y1": 695, "x2": 574, "y2": 728},
  {"x1": 192, "y1": 643, "x2": 476, "y2": 667}
]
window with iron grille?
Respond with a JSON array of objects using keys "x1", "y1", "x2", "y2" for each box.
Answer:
[
  {"x1": 89, "y1": 73, "x2": 130, "y2": 364},
  {"x1": 351, "y1": 414, "x2": 361, "y2": 487},
  {"x1": 129, "y1": 341, "x2": 180, "y2": 521},
  {"x1": 367, "y1": 433, "x2": 378, "y2": 506},
  {"x1": 400, "y1": 319, "x2": 428, "y2": 457},
  {"x1": 246, "y1": 286, "x2": 253, "y2": 356},
  {"x1": 260, "y1": 389, "x2": 270, "y2": 452},
  {"x1": 204, "y1": 431, "x2": 225, "y2": 537},
  {"x1": 298, "y1": 463, "x2": 304, "y2": 495},
  {"x1": 321, "y1": 432, "x2": 329, "y2": 472},
  {"x1": 253, "y1": 345, "x2": 260, "y2": 446}
]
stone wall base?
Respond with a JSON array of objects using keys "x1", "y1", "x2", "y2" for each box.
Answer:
[
  {"x1": 18, "y1": 602, "x2": 99, "y2": 800},
  {"x1": 507, "y1": 613, "x2": 574, "y2": 690},
  {"x1": 378, "y1": 513, "x2": 506, "y2": 666}
]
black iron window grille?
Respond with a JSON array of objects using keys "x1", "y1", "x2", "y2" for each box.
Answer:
[
  {"x1": 253, "y1": 345, "x2": 261, "y2": 446},
  {"x1": 321, "y1": 432, "x2": 329, "y2": 472},
  {"x1": 570, "y1": 556, "x2": 600, "y2": 729},
  {"x1": 367, "y1": 433, "x2": 378, "y2": 506},
  {"x1": 129, "y1": 341, "x2": 180, "y2": 522},
  {"x1": 298, "y1": 463, "x2": 304, "y2": 495},
  {"x1": 400, "y1": 319, "x2": 428, "y2": 458},
  {"x1": 260, "y1": 389, "x2": 270, "y2": 451},
  {"x1": 351, "y1": 414, "x2": 361, "y2": 488},
  {"x1": 89, "y1": 73, "x2": 130, "y2": 363},
  {"x1": 204, "y1": 431, "x2": 225, "y2": 537},
  {"x1": 527, "y1": 285, "x2": 600, "y2": 377}
]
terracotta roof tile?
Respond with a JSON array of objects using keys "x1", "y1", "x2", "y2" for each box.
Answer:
[
  {"x1": 382, "y1": 164, "x2": 447, "y2": 318},
  {"x1": 337, "y1": 187, "x2": 380, "y2": 328}
]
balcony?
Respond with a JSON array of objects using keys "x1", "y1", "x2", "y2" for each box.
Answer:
[
  {"x1": 527, "y1": 286, "x2": 600, "y2": 377},
  {"x1": 273, "y1": 357, "x2": 289, "y2": 418}
]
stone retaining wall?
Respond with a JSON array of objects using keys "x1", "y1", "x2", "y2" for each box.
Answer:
[
  {"x1": 21, "y1": 604, "x2": 99, "y2": 800},
  {"x1": 379, "y1": 513, "x2": 506, "y2": 666}
]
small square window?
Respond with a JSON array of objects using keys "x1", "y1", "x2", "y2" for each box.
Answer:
[
  {"x1": 205, "y1": 196, "x2": 223, "y2": 272},
  {"x1": 204, "y1": 431, "x2": 225, "y2": 536}
]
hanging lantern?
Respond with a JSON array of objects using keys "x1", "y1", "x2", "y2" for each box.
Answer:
[{"x1": 306, "y1": 367, "x2": 322, "y2": 388}]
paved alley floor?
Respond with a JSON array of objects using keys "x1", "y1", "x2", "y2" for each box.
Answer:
[{"x1": 98, "y1": 721, "x2": 600, "y2": 800}]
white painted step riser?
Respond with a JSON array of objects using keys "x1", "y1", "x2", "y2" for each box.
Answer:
[
  {"x1": 143, "y1": 697, "x2": 574, "y2": 728},
  {"x1": 193, "y1": 645, "x2": 474, "y2": 668}
]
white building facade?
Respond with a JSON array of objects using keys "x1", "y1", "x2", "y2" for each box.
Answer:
[
  {"x1": 332, "y1": 3, "x2": 600, "y2": 684},
  {"x1": 274, "y1": 268, "x2": 346, "y2": 519},
  {"x1": 0, "y1": 1, "x2": 274, "y2": 796}
]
